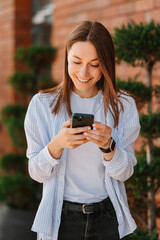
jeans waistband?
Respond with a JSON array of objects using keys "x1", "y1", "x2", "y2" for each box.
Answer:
[{"x1": 62, "y1": 197, "x2": 113, "y2": 214}]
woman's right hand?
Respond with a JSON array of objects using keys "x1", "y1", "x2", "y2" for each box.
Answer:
[{"x1": 48, "y1": 120, "x2": 90, "y2": 159}]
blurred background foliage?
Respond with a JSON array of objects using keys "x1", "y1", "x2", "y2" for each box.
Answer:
[
  {"x1": 114, "y1": 20, "x2": 160, "y2": 239},
  {"x1": 0, "y1": 44, "x2": 57, "y2": 210}
]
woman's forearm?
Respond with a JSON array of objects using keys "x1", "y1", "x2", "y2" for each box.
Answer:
[{"x1": 48, "y1": 135, "x2": 64, "y2": 159}]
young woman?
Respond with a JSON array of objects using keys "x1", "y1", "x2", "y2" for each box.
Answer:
[{"x1": 24, "y1": 21, "x2": 140, "y2": 240}]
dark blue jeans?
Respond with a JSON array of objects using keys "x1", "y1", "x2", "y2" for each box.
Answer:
[{"x1": 58, "y1": 198, "x2": 129, "y2": 240}]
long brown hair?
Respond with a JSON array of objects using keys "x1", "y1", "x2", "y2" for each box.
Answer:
[{"x1": 41, "y1": 21, "x2": 124, "y2": 127}]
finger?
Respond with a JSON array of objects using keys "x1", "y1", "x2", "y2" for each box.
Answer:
[
  {"x1": 85, "y1": 129, "x2": 108, "y2": 137},
  {"x1": 71, "y1": 126, "x2": 91, "y2": 134},
  {"x1": 73, "y1": 139, "x2": 89, "y2": 144},
  {"x1": 92, "y1": 122, "x2": 112, "y2": 133},
  {"x1": 71, "y1": 133, "x2": 89, "y2": 140},
  {"x1": 62, "y1": 119, "x2": 72, "y2": 128},
  {"x1": 69, "y1": 139, "x2": 89, "y2": 147},
  {"x1": 73, "y1": 141, "x2": 88, "y2": 148},
  {"x1": 85, "y1": 135, "x2": 110, "y2": 149},
  {"x1": 84, "y1": 131, "x2": 108, "y2": 142},
  {"x1": 84, "y1": 135, "x2": 100, "y2": 146}
]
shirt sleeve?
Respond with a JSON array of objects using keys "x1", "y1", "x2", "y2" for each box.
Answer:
[
  {"x1": 103, "y1": 96, "x2": 140, "y2": 182},
  {"x1": 24, "y1": 93, "x2": 62, "y2": 183}
]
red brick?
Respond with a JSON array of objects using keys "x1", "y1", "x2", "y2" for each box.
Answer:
[
  {"x1": 152, "y1": 62, "x2": 160, "y2": 78},
  {"x1": 156, "y1": 0, "x2": 160, "y2": 6},
  {"x1": 0, "y1": 7, "x2": 15, "y2": 18},
  {"x1": 55, "y1": 0, "x2": 92, "y2": 8},
  {"x1": 150, "y1": 9, "x2": 160, "y2": 21},
  {"x1": 118, "y1": 2, "x2": 136, "y2": 14},
  {"x1": 15, "y1": 0, "x2": 31, "y2": 11},
  {"x1": 55, "y1": 1, "x2": 94, "y2": 19},
  {"x1": 0, "y1": 128, "x2": 13, "y2": 155},
  {"x1": 0, "y1": 1, "x2": 14, "y2": 10},
  {"x1": 107, "y1": 15, "x2": 128, "y2": 29},
  {"x1": 94, "y1": 0, "x2": 111, "y2": 8},
  {"x1": 118, "y1": 0, "x2": 155, "y2": 15},
  {"x1": 99, "y1": 5, "x2": 118, "y2": 18},
  {"x1": 130, "y1": 12, "x2": 145, "y2": 23},
  {"x1": 135, "y1": 0, "x2": 155, "y2": 11},
  {"x1": 111, "y1": 0, "x2": 128, "y2": 4}
]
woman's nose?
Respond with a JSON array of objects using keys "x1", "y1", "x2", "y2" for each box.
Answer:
[{"x1": 79, "y1": 65, "x2": 89, "y2": 77}]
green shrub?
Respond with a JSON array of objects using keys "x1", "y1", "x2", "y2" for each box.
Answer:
[
  {"x1": 1, "y1": 104, "x2": 27, "y2": 123},
  {"x1": 127, "y1": 156, "x2": 160, "y2": 198},
  {"x1": 0, "y1": 153, "x2": 27, "y2": 173},
  {"x1": 15, "y1": 45, "x2": 57, "y2": 70},
  {"x1": 113, "y1": 20, "x2": 160, "y2": 66},
  {"x1": 140, "y1": 112, "x2": 160, "y2": 138},
  {"x1": 117, "y1": 77, "x2": 152, "y2": 102},
  {"x1": 0, "y1": 174, "x2": 39, "y2": 210},
  {"x1": 8, "y1": 71, "x2": 36, "y2": 95},
  {"x1": 1, "y1": 105, "x2": 27, "y2": 149},
  {"x1": 0, "y1": 44, "x2": 57, "y2": 211},
  {"x1": 130, "y1": 228, "x2": 158, "y2": 240}
]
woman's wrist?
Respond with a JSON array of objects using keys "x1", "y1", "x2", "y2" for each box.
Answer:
[
  {"x1": 103, "y1": 146, "x2": 116, "y2": 161},
  {"x1": 48, "y1": 135, "x2": 64, "y2": 159}
]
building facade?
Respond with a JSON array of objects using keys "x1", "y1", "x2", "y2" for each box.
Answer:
[{"x1": 52, "y1": 0, "x2": 160, "y2": 86}]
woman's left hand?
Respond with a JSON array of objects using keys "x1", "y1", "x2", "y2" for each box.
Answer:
[{"x1": 83, "y1": 121, "x2": 112, "y2": 149}]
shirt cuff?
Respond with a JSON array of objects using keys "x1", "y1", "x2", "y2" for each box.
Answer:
[
  {"x1": 45, "y1": 145, "x2": 61, "y2": 165},
  {"x1": 38, "y1": 145, "x2": 61, "y2": 174},
  {"x1": 102, "y1": 147, "x2": 124, "y2": 167}
]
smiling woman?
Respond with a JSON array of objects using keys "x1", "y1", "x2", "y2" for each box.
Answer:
[{"x1": 24, "y1": 21, "x2": 140, "y2": 240}]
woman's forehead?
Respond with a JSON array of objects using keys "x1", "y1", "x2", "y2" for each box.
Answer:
[{"x1": 68, "y1": 41, "x2": 98, "y2": 60}]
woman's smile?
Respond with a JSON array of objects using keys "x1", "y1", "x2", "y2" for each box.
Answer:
[{"x1": 76, "y1": 76, "x2": 91, "y2": 83}]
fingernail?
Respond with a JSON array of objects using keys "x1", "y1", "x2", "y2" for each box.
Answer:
[
  {"x1": 84, "y1": 132, "x2": 87, "y2": 135},
  {"x1": 86, "y1": 137, "x2": 90, "y2": 140},
  {"x1": 88, "y1": 127, "x2": 91, "y2": 130},
  {"x1": 92, "y1": 124, "x2": 96, "y2": 127}
]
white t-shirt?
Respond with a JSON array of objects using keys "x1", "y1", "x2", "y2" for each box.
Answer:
[{"x1": 64, "y1": 90, "x2": 108, "y2": 203}]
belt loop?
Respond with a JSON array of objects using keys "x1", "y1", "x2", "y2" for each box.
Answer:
[{"x1": 62, "y1": 201, "x2": 69, "y2": 215}]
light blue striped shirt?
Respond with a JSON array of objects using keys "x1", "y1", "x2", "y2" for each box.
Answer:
[{"x1": 24, "y1": 92, "x2": 140, "y2": 240}]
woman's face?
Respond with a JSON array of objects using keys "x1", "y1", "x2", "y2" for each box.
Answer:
[{"x1": 67, "y1": 41, "x2": 102, "y2": 98}]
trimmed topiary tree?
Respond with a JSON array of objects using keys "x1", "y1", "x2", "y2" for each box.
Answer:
[
  {"x1": 114, "y1": 20, "x2": 160, "y2": 237},
  {"x1": 0, "y1": 44, "x2": 57, "y2": 210}
]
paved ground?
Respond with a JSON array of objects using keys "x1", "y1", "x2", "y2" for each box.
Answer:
[{"x1": 0, "y1": 202, "x2": 36, "y2": 240}]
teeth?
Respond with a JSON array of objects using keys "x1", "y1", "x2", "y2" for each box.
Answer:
[{"x1": 78, "y1": 77, "x2": 89, "y2": 82}]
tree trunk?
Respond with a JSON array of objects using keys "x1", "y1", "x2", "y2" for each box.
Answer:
[
  {"x1": 145, "y1": 64, "x2": 157, "y2": 236},
  {"x1": 146, "y1": 140, "x2": 156, "y2": 235}
]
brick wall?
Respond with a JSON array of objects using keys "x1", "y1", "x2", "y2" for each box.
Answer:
[
  {"x1": 0, "y1": 0, "x2": 31, "y2": 155},
  {"x1": 51, "y1": 0, "x2": 160, "y2": 86}
]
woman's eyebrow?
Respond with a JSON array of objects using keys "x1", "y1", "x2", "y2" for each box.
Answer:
[{"x1": 72, "y1": 55, "x2": 98, "y2": 61}]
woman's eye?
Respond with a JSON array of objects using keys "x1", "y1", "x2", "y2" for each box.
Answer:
[
  {"x1": 91, "y1": 64, "x2": 99, "y2": 68},
  {"x1": 72, "y1": 62, "x2": 99, "y2": 67}
]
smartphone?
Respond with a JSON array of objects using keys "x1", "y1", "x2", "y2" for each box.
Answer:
[{"x1": 72, "y1": 113, "x2": 94, "y2": 131}]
